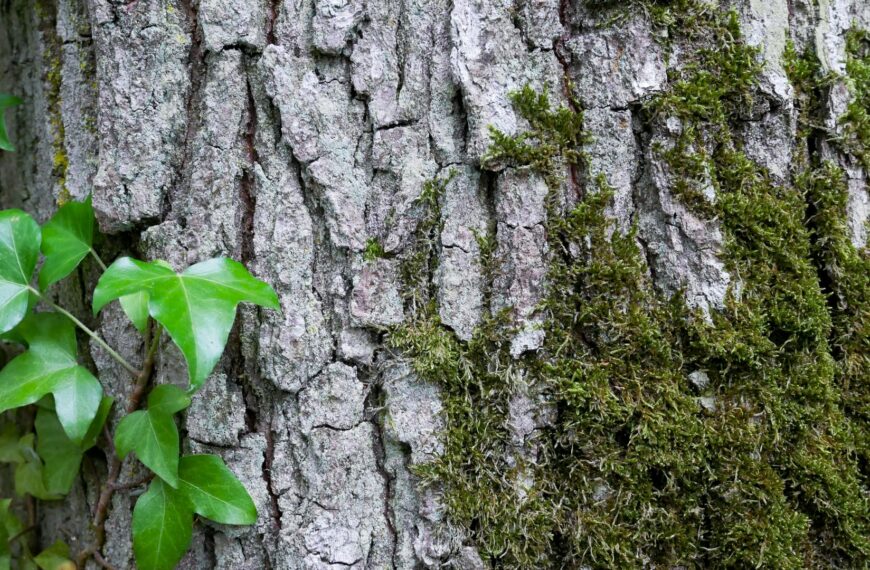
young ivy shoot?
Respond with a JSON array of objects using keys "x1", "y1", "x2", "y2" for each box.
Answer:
[{"x1": 0, "y1": 195, "x2": 280, "y2": 570}]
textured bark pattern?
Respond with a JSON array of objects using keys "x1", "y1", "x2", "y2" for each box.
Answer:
[{"x1": 0, "y1": 0, "x2": 868, "y2": 568}]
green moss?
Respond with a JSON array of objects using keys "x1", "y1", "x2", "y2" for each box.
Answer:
[
  {"x1": 800, "y1": 162, "x2": 870, "y2": 485},
  {"x1": 484, "y1": 85, "x2": 589, "y2": 183},
  {"x1": 389, "y1": 5, "x2": 870, "y2": 569},
  {"x1": 397, "y1": 170, "x2": 455, "y2": 312},
  {"x1": 362, "y1": 238, "x2": 386, "y2": 261},
  {"x1": 841, "y1": 28, "x2": 870, "y2": 171}
]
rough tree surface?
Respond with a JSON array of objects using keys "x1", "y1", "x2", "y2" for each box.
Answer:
[{"x1": 0, "y1": 0, "x2": 868, "y2": 568}]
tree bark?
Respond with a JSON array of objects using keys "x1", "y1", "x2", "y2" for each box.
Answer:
[{"x1": 0, "y1": 0, "x2": 868, "y2": 568}]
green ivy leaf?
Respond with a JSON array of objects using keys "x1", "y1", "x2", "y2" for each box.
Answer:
[
  {"x1": 14, "y1": 434, "x2": 59, "y2": 500},
  {"x1": 80, "y1": 396, "x2": 114, "y2": 451},
  {"x1": 0, "y1": 423, "x2": 23, "y2": 464},
  {"x1": 0, "y1": 94, "x2": 22, "y2": 152},
  {"x1": 147, "y1": 385, "x2": 191, "y2": 416},
  {"x1": 115, "y1": 409, "x2": 181, "y2": 488},
  {"x1": 132, "y1": 478, "x2": 193, "y2": 570},
  {"x1": 0, "y1": 210, "x2": 41, "y2": 334},
  {"x1": 119, "y1": 291, "x2": 149, "y2": 333},
  {"x1": 0, "y1": 499, "x2": 12, "y2": 568},
  {"x1": 177, "y1": 454, "x2": 257, "y2": 525},
  {"x1": 114, "y1": 386, "x2": 190, "y2": 487},
  {"x1": 33, "y1": 540, "x2": 74, "y2": 570},
  {"x1": 0, "y1": 498, "x2": 23, "y2": 569},
  {"x1": 0, "y1": 314, "x2": 102, "y2": 445},
  {"x1": 94, "y1": 257, "x2": 279, "y2": 391},
  {"x1": 39, "y1": 196, "x2": 96, "y2": 291},
  {"x1": 35, "y1": 408, "x2": 83, "y2": 496}
]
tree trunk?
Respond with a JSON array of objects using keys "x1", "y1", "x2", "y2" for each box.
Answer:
[{"x1": 0, "y1": 0, "x2": 868, "y2": 568}]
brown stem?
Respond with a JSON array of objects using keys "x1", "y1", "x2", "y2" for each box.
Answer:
[
  {"x1": 6, "y1": 525, "x2": 36, "y2": 545},
  {"x1": 76, "y1": 323, "x2": 163, "y2": 569},
  {"x1": 92, "y1": 549, "x2": 117, "y2": 570},
  {"x1": 110, "y1": 473, "x2": 154, "y2": 491}
]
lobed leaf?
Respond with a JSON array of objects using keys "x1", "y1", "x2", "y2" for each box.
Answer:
[
  {"x1": 132, "y1": 479, "x2": 193, "y2": 570},
  {"x1": 35, "y1": 408, "x2": 84, "y2": 496},
  {"x1": 0, "y1": 498, "x2": 23, "y2": 568},
  {"x1": 114, "y1": 385, "x2": 190, "y2": 487},
  {"x1": 14, "y1": 434, "x2": 59, "y2": 500},
  {"x1": 80, "y1": 396, "x2": 114, "y2": 451},
  {"x1": 39, "y1": 196, "x2": 96, "y2": 291},
  {"x1": 0, "y1": 314, "x2": 102, "y2": 444},
  {"x1": 115, "y1": 409, "x2": 181, "y2": 488},
  {"x1": 177, "y1": 454, "x2": 257, "y2": 525},
  {"x1": 0, "y1": 210, "x2": 40, "y2": 333},
  {"x1": 0, "y1": 423, "x2": 23, "y2": 464},
  {"x1": 33, "y1": 540, "x2": 74, "y2": 570},
  {"x1": 147, "y1": 385, "x2": 191, "y2": 416},
  {"x1": 94, "y1": 257, "x2": 279, "y2": 391},
  {"x1": 119, "y1": 291, "x2": 149, "y2": 333}
]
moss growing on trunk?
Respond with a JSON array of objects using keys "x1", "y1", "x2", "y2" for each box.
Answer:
[{"x1": 389, "y1": 3, "x2": 870, "y2": 568}]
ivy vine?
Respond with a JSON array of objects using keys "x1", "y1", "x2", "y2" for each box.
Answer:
[{"x1": 0, "y1": 193, "x2": 279, "y2": 569}]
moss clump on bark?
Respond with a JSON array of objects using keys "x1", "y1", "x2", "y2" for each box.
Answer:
[
  {"x1": 363, "y1": 237, "x2": 386, "y2": 261},
  {"x1": 841, "y1": 28, "x2": 870, "y2": 170},
  {"x1": 397, "y1": 170, "x2": 456, "y2": 313},
  {"x1": 800, "y1": 163, "x2": 870, "y2": 489},
  {"x1": 389, "y1": 5, "x2": 870, "y2": 569},
  {"x1": 783, "y1": 31, "x2": 870, "y2": 495}
]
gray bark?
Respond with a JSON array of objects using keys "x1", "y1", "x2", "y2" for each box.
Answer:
[{"x1": 0, "y1": 0, "x2": 867, "y2": 568}]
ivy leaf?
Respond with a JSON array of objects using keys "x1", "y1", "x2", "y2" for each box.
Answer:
[
  {"x1": 14, "y1": 434, "x2": 59, "y2": 500},
  {"x1": 39, "y1": 196, "x2": 96, "y2": 291},
  {"x1": 34, "y1": 540, "x2": 75, "y2": 570},
  {"x1": 0, "y1": 500, "x2": 11, "y2": 566},
  {"x1": 147, "y1": 385, "x2": 191, "y2": 416},
  {"x1": 0, "y1": 314, "x2": 102, "y2": 445},
  {"x1": 35, "y1": 408, "x2": 83, "y2": 496},
  {"x1": 94, "y1": 257, "x2": 279, "y2": 391},
  {"x1": 115, "y1": 386, "x2": 190, "y2": 487},
  {"x1": 0, "y1": 210, "x2": 41, "y2": 334},
  {"x1": 115, "y1": 409, "x2": 181, "y2": 488},
  {"x1": 120, "y1": 291, "x2": 149, "y2": 333},
  {"x1": 0, "y1": 423, "x2": 23, "y2": 463},
  {"x1": 80, "y1": 396, "x2": 114, "y2": 451},
  {"x1": 0, "y1": 94, "x2": 22, "y2": 152},
  {"x1": 177, "y1": 454, "x2": 257, "y2": 525},
  {"x1": 132, "y1": 478, "x2": 193, "y2": 570},
  {"x1": 0, "y1": 498, "x2": 22, "y2": 569}
]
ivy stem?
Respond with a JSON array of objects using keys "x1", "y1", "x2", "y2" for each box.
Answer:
[
  {"x1": 31, "y1": 289, "x2": 142, "y2": 377},
  {"x1": 77, "y1": 321, "x2": 162, "y2": 570},
  {"x1": 90, "y1": 248, "x2": 108, "y2": 272},
  {"x1": 6, "y1": 524, "x2": 36, "y2": 545},
  {"x1": 126, "y1": 324, "x2": 162, "y2": 413}
]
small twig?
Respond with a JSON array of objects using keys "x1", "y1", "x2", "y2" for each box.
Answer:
[
  {"x1": 90, "y1": 249, "x2": 108, "y2": 272},
  {"x1": 30, "y1": 288, "x2": 142, "y2": 377},
  {"x1": 6, "y1": 525, "x2": 36, "y2": 545},
  {"x1": 101, "y1": 423, "x2": 116, "y2": 458},
  {"x1": 75, "y1": 547, "x2": 95, "y2": 569},
  {"x1": 126, "y1": 325, "x2": 163, "y2": 414},
  {"x1": 110, "y1": 473, "x2": 154, "y2": 491},
  {"x1": 92, "y1": 549, "x2": 117, "y2": 570}
]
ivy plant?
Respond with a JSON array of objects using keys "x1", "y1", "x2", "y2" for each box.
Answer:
[{"x1": 0, "y1": 196, "x2": 279, "y2": 570}]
